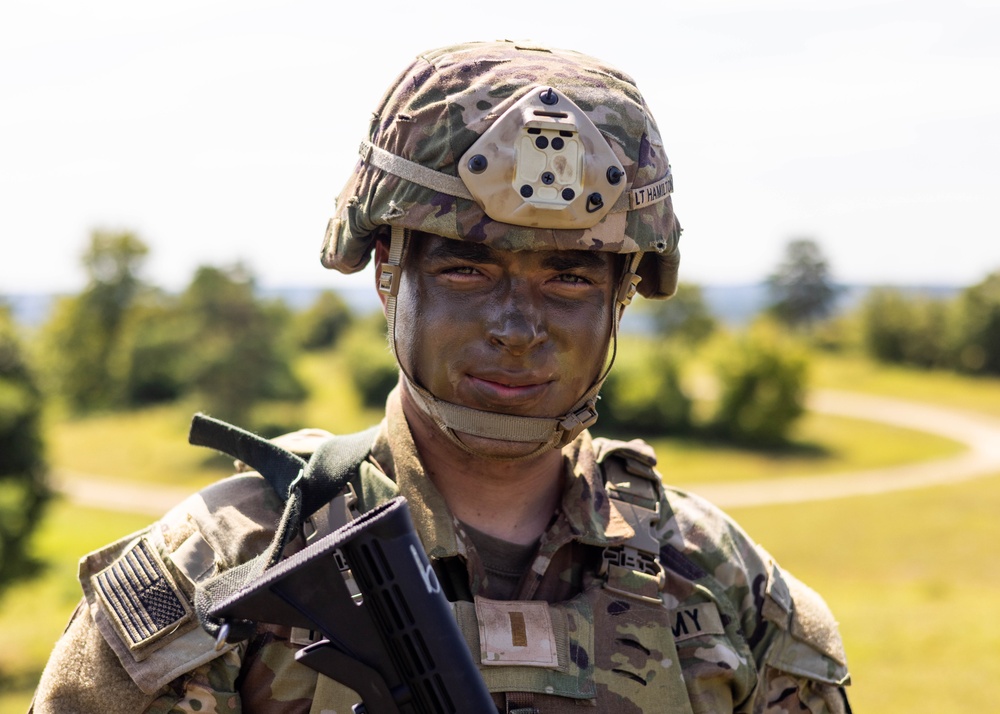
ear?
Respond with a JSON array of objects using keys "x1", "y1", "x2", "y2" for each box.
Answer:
[{"x1": 373, "y1": 236, "x2": 390, "y2": 314}]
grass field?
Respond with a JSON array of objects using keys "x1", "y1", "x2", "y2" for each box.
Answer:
[
  {"x1": 3, "y1": 350, "x2": 999, "y2": 711},
  {"x1": 46, "y1": 351, "x2": 390, "y2": 486},
  {"x1": 0, "y1": 503, "x2": 151, "y2": 712},
  {"x1": 813, "y1": 352, "x2": 1000, "y2": 418},
  {"x1": 730, "y1": 473, "x2": 1000, "y2": 713},
  {"x1": 638, "y1": 409, "x2": 963, "y2": 486}
]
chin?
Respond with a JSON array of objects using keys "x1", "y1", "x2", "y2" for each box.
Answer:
[{"x1": 453, "y1": 431, "x2": 554, "y2": 461}]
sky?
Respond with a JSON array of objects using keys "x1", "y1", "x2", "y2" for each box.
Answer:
[{"x1": 2, "y1": 0, "x2": 998, "y2": 296}]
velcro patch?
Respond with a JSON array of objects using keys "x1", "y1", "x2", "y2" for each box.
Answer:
[
  {"x1": 668, "y1": 602, "x2": 726, "y2": 643},
  {"x1": 476, "y1": 597, "x2": 558, "y2": 667},
  {"x1": 93, "y1": 538, "x2": 191, "y2": 650}
]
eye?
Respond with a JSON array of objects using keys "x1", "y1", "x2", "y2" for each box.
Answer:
[
  {"x1": 436, "y1": 264, "x2": 489, "y2": 286},
  {"x1": 440, "y1": 265, "x2": 484, "y2": 278},
  {"x1": 552, "y1": 272, "x2": 592, "y2": 285}
]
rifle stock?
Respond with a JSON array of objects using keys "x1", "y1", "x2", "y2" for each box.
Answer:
[{"x1": 208, "y1": 496, "x2": 496, "y2": 713}]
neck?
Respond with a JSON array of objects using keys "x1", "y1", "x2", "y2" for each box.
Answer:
[{"x1": 400, "y1": 384, "x2": 564, "y2": 546}]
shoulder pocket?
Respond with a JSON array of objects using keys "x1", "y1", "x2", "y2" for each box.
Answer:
[
  {"x1": 81, "y1": 530, "x2": 235, "y2": 695},
  {"x1": 761, "y1": 564, "x2": 849, "y2": 686}
]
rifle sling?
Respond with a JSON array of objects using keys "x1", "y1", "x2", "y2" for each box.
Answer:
[{"x1": 187, "y1": 413, "x2": 378, "y2": 641}]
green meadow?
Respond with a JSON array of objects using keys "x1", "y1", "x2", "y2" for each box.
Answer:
[{"x1": 2, "y1": 351, "x2": 998, "y2": 712}]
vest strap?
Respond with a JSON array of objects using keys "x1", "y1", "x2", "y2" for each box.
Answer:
[{"x1": 598, "y1": 444, "x2": 667, "y2": 596}]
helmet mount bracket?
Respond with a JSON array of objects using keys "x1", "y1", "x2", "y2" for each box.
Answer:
[{"x1": 458, "y1": 87, "x2": 626, "y2": 230}]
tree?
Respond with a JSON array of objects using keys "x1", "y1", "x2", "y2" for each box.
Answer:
[
  {"x1": 766, "y1": 238, "x2": 840, "y2": 329},
  {"x1": 41, "y1": 230, "x2": 150, "y2": 411},
  {"x1": 0, "y1": 307, "x2": 50, "y2": 598},
  {"x1": 120, "y1": 292, "x2": 189, "y2": 405},
  {"x1": 641, "y1": 282, "x2": 717, "y2": 345},
  {"x1": 293, "y1": 290, "x2": 355, "y2": 351},
  {"x1": 954, "y1": 270, "x2": 1000, "y2": 374},
  {"x1": 176, "y1": 264, "x2": 306, "y2": 424}
]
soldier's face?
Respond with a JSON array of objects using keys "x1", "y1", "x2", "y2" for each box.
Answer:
[{"x1": 393, "y1": 233, "x2": 616, "y2": 421}]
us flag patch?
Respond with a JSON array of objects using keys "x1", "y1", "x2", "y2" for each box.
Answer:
[{"x1": 94, "y1": 538, "x2": 191, "y2": 649}]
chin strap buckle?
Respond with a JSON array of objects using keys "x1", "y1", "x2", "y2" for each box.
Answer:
[
  {"x1": 559, "y1": 402, "x2": 599, "y2": 432},
  {"x1": 616, "y1": 271, "x2": 641, "y2": 307},
  {"x1": 378, "y1": 264, "x2": 401, "y2": 297}
]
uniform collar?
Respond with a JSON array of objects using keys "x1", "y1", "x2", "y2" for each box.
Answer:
[
  {"x1": 551, "y1": 429, "x2": 635, "y2": 549},
  {"x1": 370, "y1": 388, "x2": 634, "y2": 560}
]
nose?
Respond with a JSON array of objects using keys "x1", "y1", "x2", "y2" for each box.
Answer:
[{"x1": 486, "y1": 281, "x2": 548, "y2": 355}]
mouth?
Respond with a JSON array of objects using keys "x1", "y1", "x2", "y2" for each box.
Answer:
[{"x1": 465, "y1": 373, "x2": 554, "y2": 409}]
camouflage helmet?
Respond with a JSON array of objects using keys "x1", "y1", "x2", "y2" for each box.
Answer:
[{"x1": 321, "y1": 40, "x2": 681, "y2": 300}]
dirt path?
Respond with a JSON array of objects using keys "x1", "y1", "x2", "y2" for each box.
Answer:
[
  {"x1": 55, "y1": 389, "x2": 1000, "y2": 515},
  {"x1": 54, "y1": 468, "x2": 198, "y2": 517},
  {"x1": 687, "y1": 389, "x2": 1000, "y2": 508}
]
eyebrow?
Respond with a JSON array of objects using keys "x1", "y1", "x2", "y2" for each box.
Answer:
[
  {"x1": 541, "y1": 251, "x2": 608, "y2": 273},
  {"x1": 424, "y1": 240, "x2": 498, "y2": 264}
]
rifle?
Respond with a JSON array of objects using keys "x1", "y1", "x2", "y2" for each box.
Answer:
[{"x1": 206, "y1": 495, "x2": 497, "y2": 714}]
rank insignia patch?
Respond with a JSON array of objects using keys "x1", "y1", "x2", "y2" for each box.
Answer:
[
  {"x1": 475, "y1": 596, "x2": 559, "y2": 667},
  {"x1": 93, "y1": 538, "x2": 191, "y2": 649}
]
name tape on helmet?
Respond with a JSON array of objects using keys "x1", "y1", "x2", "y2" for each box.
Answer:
[{"x1": 628, "y1": 172, "x2": 673, "y2": 210}]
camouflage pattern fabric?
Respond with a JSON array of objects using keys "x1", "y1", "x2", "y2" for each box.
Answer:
[
  {"x1": 322, "y1": 40, "x2": 683, "y2": 299},
  {"x1": 32, "y1": 389, "x2": 849, "y2": 712}
]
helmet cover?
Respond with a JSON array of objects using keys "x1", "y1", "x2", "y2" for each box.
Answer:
[{"x1": 321, "y1": 40, "x2": 681, "y2": 298}]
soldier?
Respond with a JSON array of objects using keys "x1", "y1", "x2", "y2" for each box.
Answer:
[{"x1": 33, "y1": 41, "x2": 851, "y2": 712}]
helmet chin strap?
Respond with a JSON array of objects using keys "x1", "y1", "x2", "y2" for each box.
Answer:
[{"x1": 378, "y1": 226, "x2": 642, "y2": 461}]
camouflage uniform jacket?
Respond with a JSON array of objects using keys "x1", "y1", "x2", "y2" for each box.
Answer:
[{"x1": 33, "y1": 393, "x2": 850, "y2": 713}]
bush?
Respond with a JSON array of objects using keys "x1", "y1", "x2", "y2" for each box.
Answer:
[
  {"x1": 808, "y1": 312, "x2": 861, "y2": 353},
  {"x1": 293, "y1": 290, "x2": 355, "y2": 351},
  {"x1": 859, "y1": 287, "x2": 955, "y2": 368},
  {"x1": 340, "y1": 314, "x2": 399, "y2": 408},
  {"x1": 595, "y1": 340, "x2": 692, "y2": 436},
  {"x1": 709, "y1": 324, "x2": 808, "y2": 446},
  {"x1": 639, "y1": 282, "x2": 717, "y2": 346},
  {"x1": 953, "y1": 271, "x2": 1000, "y2": 375}
]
